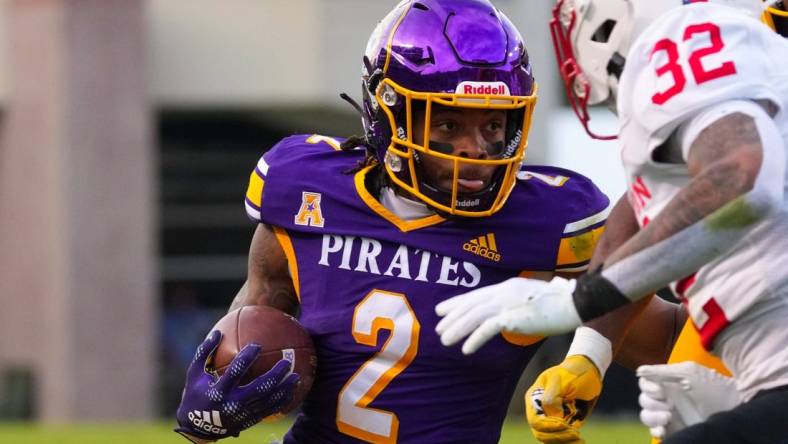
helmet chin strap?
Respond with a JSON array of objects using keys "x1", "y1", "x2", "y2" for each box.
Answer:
[
  {"x1": 606, "y1": 51, "x2": 626, "y2": 81},
  {"x1": 420, "y1": 177, "x2": 504, "y2": 216},
  {"x1": 413, "y1": 152, "x2": 506, "y2": 216},
  {"x1": 604, "y1": 51, "x2": 626, "y2": 110}
]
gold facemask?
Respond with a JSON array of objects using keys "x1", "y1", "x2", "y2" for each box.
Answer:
[{"x1": 375, "y1": 78, "x2": 538, "y2": 217}]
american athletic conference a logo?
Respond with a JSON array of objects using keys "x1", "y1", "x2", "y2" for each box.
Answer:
[
  {"x1": 294, "y1": 191, "x2": 325, "y2": 227},
  {"x1": 463, "y1": 233, "x2": 501, "y2": 262}
]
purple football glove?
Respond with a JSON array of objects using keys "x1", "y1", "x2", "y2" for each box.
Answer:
[{"x1": 175, "y1": 330, "x2": 299, "y2": 442}]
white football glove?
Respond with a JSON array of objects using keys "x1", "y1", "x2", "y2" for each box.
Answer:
[
  {"x1": 435, "y1": 277, "x2": 582, "y2": 354},
  {"x1": 637, "y1": 362, "x2": 742, "y2": 439}
]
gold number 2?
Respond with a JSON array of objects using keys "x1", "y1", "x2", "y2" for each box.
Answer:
[{"x1": 336, "y1": 290, "x2": 420, "y2": 443}]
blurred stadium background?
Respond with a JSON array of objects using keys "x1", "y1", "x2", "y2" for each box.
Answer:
[{"x1": 0, "y1": 0, "x2": 638, "y2": 441}]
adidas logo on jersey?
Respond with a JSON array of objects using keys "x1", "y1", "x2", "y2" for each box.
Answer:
[
  {"x1": 463, "y1": 233, "x2": 501, "y2": 262},
  {"x1": 188, "y1": 410, "x2": 227, "y2": 436}
]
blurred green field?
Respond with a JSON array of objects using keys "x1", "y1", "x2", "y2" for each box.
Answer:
[{"x1": 0, "y1": 416, "x2": 649, "y2": 443}]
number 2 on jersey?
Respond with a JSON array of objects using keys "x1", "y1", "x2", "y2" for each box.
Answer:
[
  {"x1": 651, "y1": 22, "x2": 737, "y2": 105},
  {"x1": 337, "y1": 290, "x2": 420, "y2": 444}
]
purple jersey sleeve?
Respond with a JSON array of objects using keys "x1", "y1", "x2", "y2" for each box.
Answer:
[
  {"x1": 517, "y1": 165, "x2": 610, "y2": 272},
  {"x1": 244, "y1": 135, "x2": 353, "y2": 223}
]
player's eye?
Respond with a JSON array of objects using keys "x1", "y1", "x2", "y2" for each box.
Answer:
[
  {"x1": 435, "y1": 121, "x2": 457, "y2": 132},
  {"x1": 485, "y1": 120, "x2": 504, "y2": 132}
]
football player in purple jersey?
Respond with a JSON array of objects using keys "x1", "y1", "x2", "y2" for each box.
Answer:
[{"x1": 175, "y1": 1, "x2": 614, "y2": 443}]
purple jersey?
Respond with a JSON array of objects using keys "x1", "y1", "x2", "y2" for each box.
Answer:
[{"x1": 244, "y1": 135, "x2": 609, "y2": 444}]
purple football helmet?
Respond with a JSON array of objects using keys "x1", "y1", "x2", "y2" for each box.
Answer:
[{"x1": 361, "y1": 0, "x2": 537, "y2": 217}]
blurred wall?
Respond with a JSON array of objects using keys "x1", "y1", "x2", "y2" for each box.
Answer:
[
  {"x1": 0, "y1": 3, "x2": 8, "y2": 102},
  {"x1": 0, "y1": 0, "x2": 153, "y2": 421}
]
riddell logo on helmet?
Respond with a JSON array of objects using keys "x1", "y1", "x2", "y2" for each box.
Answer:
[
  {"x1": 503, "y1": 129, "x2": 522, "y2": 158},
  {"x1": 456, "y1": 81, "x2": 511, "y2": 96},
  {"x1": 456, "y1": 198, "x2": 481, "y2": 208}
]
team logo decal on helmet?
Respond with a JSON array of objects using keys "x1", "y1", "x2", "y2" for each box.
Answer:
[{"x1": 360, "y1": 0, "x2": 537, "y2": 217}]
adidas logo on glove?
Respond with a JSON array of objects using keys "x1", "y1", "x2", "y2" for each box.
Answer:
[{"x1": 188, "y1": 410, "x2": 228, "y2": 435}]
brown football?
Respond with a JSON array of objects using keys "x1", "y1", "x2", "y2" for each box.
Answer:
[{"x1": 210, "y1": 305, "x2": 316, "y2": 414}]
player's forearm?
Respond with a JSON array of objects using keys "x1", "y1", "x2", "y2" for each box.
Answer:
[
  {"x1": 604, "y1": 155, "x2": 759, "y2": 267},
  {"x1": 599, "y1": 157, "x2": 758, "y2": 300},
  {"x1": 587, "y1": 297, "x2": 651, "y2": 359},
  {"x1": 574, "y1": 105, "x2": 784, "y2": 322},
  {"x1": 607, "y1": 107, "x2": 769, "y2": 266},
  {"x1": 565, "y1": 195, "x2": 645, "y2": 375},
  {"x1": 575, "y1": 297, "x2": 680, "y2": 374},
  {"x1": 583, "y1": 194, "x2": 642, "y2": 351},
  {"x1": 566, "y1": 170, "x2": 746, "y2": 370},
  {"x1": 601, "y1": 108, "x2": 783, "y2": 300},
  {"x1": 615, "y1": 297, "x2": 685, "y2": 370}
]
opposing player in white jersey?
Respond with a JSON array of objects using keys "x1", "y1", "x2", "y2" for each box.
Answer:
[{"x1": 435, "y1": 0, "x2": 788, "y2": 442}]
